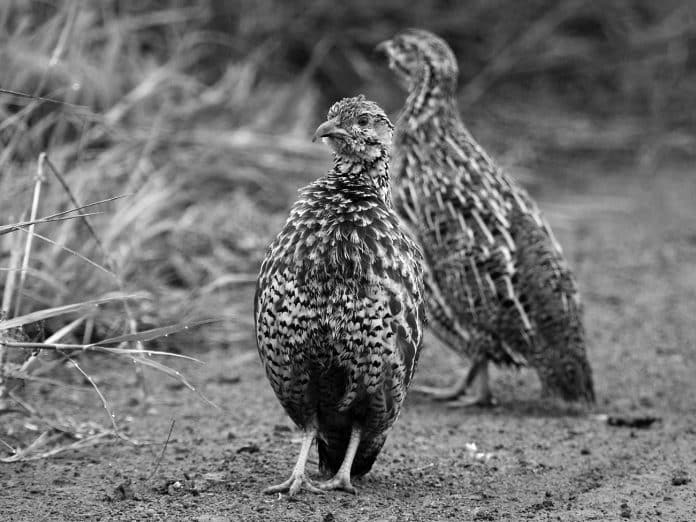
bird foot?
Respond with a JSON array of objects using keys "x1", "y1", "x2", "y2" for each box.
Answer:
[
  {"x1": 446, "y1": 394, "x2": 498, "y2": 409},
  {"x1": 263, "y1": 472, "x2": 324, "y2": 496},
  {"x1": 412, "y1": 384, "x2": 466, "y2": 401},
  {"x1": 317, "y1": 473, "x2": 357, "y2": 494}
]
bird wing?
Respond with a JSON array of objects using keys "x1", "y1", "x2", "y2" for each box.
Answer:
[{"x1": 393, "y1": 132, "x2": 532, "y2": 364}]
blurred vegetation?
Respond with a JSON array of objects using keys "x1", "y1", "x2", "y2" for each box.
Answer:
[{"x1": 0, "y1": 0, "x2": 694, "y2": 351}]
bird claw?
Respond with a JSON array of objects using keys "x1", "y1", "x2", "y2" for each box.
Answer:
[
  {"x1": 263, "y1": 473, "x2": 324, "y2": 496},
  {"x1": 317, "y1": 474, "x2": 357, "y2": 494}
]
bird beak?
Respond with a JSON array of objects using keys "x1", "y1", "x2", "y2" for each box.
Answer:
[
  {"x1": 374, "y1": 39, "x2": 392, "y2": 56},
  {"x1": 312, "y1": 117, "x2": 349, "y2": 143}
]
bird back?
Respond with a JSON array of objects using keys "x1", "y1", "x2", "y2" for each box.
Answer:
[{"x1": 394, "y1": 111, "x2": 595, "y2": 401}]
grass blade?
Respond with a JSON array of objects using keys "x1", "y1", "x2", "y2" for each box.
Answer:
[
  {"x1": 17, "y1": 228, "x2": 114, "y2": 276},
  {"x1": 87, "y1": 318, "x2": 222, "y2": 347},
  {"x1": 119, "y1": 353, "x2": 218, "y2": 410},
  {"x1": 0, "y1": 294, "x2": 141, "y2": 331},
  {"x1": 0, "y1": 213, "x2": 105, "y2": 237}
]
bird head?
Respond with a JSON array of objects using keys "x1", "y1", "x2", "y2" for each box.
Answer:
[
  {"x1": 376, "y1": 29, "x2": 458, "y2": 94},
  {"x1": 312, "y1": 95, "x2": 394, "y2": 162}
]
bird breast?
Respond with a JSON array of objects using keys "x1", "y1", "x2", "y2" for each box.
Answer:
[{"x1": 277, "y1": 199, "x2": 404, "y2": 283}]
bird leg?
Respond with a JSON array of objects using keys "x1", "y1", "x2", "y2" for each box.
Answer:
[
  {"x1": 264, "y1": 427, "x2": 323, "y2": 496},
  {"x1": 317, "y1": 425, "x2": 361, "y2": 494},
  {"x1": 413, "y1": 356, "x2": 486, "y2": 401},
  {"x1": 447, "y1": 362, "x2": 497, "y2": 408},
  {"x1": 412, "y1": 369, "x2": 470, "y2": 400}
]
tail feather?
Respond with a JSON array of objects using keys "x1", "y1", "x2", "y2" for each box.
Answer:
[
  {"x1": 514, "y1": 211, "x2": 596, "y2": 403},
  {"x1": 533, "y1": 275, "x2": 595, "y2": 404},
  {"x1": 536, "y1": 343, "x2": 596, "y2": 403}
]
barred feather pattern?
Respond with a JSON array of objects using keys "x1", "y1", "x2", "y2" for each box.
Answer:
[
  {"x1": 255, "y1": 146, "x2": 426, "y2": 476},
  {"x1": 385, "y1": 30, "x2": 594, "y2": 402}
]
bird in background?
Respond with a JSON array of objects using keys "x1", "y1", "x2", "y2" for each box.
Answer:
[
  {"x1": 254, "y1": 95, "x2": 426, "y2": 495},
  {"x1": 376, "y1": 29, "x2": 595, "y2": 406}
]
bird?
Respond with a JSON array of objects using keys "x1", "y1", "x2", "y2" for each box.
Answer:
[
  {"x1": 376, "y1": 29, "x2": 595, "y2": 406},
  {"x1": 254, "y1": 95, "x2": 426, "y2": 495}
]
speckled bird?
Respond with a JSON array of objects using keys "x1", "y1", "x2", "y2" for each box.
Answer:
[
  {"x1": 377, "y1": 29, "x2": 594, "y2": 406},
  {"x1": 254, "y1": 95, "x2": 426, "y2": 495}
]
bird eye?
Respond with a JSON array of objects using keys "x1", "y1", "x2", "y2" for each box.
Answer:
[{"x1": 357, "y1": 115, "x2": 370, "y2": 127}]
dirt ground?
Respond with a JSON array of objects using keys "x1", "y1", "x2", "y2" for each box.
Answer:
[{"x1": 2, "y1": 160, "x2": 696, "y2": 521}]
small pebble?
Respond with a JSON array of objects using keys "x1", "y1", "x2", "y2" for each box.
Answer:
[
  {"x1": 671, "y1": 471, "x2": 690, "y2": 486},
  {"x1": 620, "y1": 501, "x2": 631, "y2": 518}
]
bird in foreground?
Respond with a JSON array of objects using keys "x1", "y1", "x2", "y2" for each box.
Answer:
[
  {"x1": 377, "y1": 29, "x2": 595, "y2": 406},
  {"x1": 254, "y1": 95, "x2": 426, "y2": 495}
]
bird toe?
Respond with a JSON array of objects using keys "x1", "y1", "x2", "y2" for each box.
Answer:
[
  {"x1": 317, "y1": 475, "x2": 357, "y2": 494},
  {"x1": 264, "y1": 473, "x2": 324, "y2": 496}
]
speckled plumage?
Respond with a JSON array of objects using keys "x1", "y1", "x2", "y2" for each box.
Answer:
[
  {"x1": 254, "y1": 96, "x2": 426, "y2": 495},
  {"x1": 378, "y1": 29, "x2": 595, "y2": 403}
]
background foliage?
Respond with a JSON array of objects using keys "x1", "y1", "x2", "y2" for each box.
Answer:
[{"x1": 1, "y1": 0, "x2": 694, "y2": 349}]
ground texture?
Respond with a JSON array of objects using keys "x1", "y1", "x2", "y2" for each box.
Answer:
[{"x1": 2, "y1": 161, "x2": 696, "y2": 521}]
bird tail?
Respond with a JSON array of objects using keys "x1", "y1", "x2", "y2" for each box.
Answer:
[
  {"x1": 534, "y1": 275, "x2": 595, "y2": 403},
  {"x1": 514, "y1": 212, "x2": 596, "y2": 403},
  {"x1": 317, "y1": 430, "x2": 387, "y2": 478},
  {"x1": 533, "y1": 326, "x2": 595, "y2": 403}
]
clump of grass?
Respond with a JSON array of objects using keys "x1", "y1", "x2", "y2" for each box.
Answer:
[
  {"x1": 0, "y1": 1, "x2": 325, "y2": 348},
  {"x1": 0, "y1": 150, "x2": 223, "y2": 460},
  {"x1": 0, "y1": 1, "x2": 323, "y2": 459}
]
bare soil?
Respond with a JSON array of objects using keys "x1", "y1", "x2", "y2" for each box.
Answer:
[{"x1": 2, "y1": 162, "x2": 696, "y2": 521}]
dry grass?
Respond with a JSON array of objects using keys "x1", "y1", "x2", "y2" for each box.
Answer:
[
  {"x1": 0, "y1": 0, "x2": 329, "y2": 460},
  {"x1": 0, "y1": 1, "x2": 327, "y2": 347},
  {"x1": 0, "y1": 0, "x2": 694, "y2": 460}
]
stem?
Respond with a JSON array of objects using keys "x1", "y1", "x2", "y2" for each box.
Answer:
[
  {"x1": 1, "y1": 231, "x2": 25, "y2": 398},
  {"x1": 14, "y1": 154, "x2": 47, "y2": 317},
  {"x1": 1, "y1": 225, "x2": 23, "y2": 314}
]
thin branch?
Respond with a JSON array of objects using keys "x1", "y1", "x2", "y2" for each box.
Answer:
[
  {"x1": 0, "y1": 194, "x2": 131, "y2": 237},
  {"x1": 1, "y1": 231, "x2": 23, "y2": 395},
  {"x1": 1, "y1": 227, "x2": 23, "y2": 313},
  {"x1": 64, "y1": 355, "x2": 121, "y2": 436},
  {"x1": 43, "y1": 156, "x2": 106, "y2": 252},
  {"x1": 0, "y1": 294, "x2": 140, "y2": 331},
  {"x1": 16, "y1": 227, "x2": 113, "y2": 276},
  {"x1": 50, "y1": 0, "x2": 80, "y2": 67},
  {"x1": 0, "y1": 431, "x2": 56, "y2": 462},
  {"x1": 126, "y1": 355, "x2": 218, "y2": 410},
  {"x1": 0, "y1": 212, "x2": 105, "y2": 237},
  {"x1": 19, "y1": 315, "x2": 88, "y2": 374},
  {"x1": 0, "y1": 88, "x2": 90, "y2": 110},
  {"x1": 147, "y1": 418, "x2": 175, "y2": 481},
  {"x1": 0, "y1": 430, "x2": 111, "y2": 463},
  {"x1": 1, "y1": 341, "x2": 202, "y2": 363},
  {"x1": 42, "y1": 194, "x2": 131, "y2": 219},
  {"x1": 14, "y1": 154, "x2": 47, "y2": 316},
  {"x1": 0, "y1": 436, "x2": 15, "y2": 453},
  {"x1": 7, "y1": 390, "x2": 38, "y2": 416},
  {"x1": 86, "y1": 318, "x2": 221, "y2": 347}
]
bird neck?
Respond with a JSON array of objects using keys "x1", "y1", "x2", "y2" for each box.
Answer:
[
  {"x1": 329, "y1": 152, "x2": 392, "y2": 206},
  {"x1": 399, "y1": 62, "x2": 457, "y2": 134}
]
